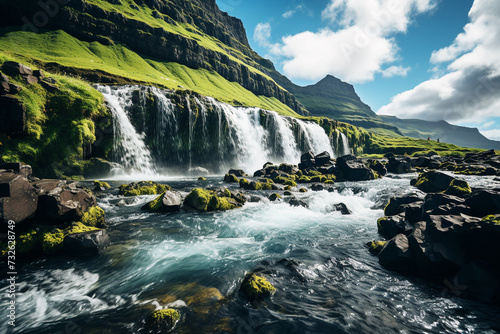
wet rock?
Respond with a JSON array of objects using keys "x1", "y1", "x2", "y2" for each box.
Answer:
[
  {"x1": 268, "y1": 193, "x2": 281, "y2": 202},
  {"x1": 63, "y1": 229, "x2": 110, "y2": 255},
  {"x1": 384, "y1": 192, "x2": 424, "y2": 216},
  {"x1": 378, "y1": 234, "x2": 415, "y2": 272},
  {"x1": 336, "y1": 155, "x2": 376, "y2": 181},
  {"x1": 369, "y1": 160, "x2": 387, "y2": 176},
  {"x1": 223, "y1": 173, "x2": 239, "y2": 183},
  {"x1": 377, "y1": 215, "x2": 406, "y2": 239},
  {"x1": 367, "y1": 240, "x2": 387, "y2": 255},
  {"x1": 118, "y1": 181, "x2": 170, "y2": 196},
  {"x1": 299, "y1": 151, "x2": 315, "y2": 170},
  {"x1": 0, "y1": 172, "x2": 38, "y2": 224},
  {"x1": 328, "y1": 203, "x2": 352, "y2": 215},
  {"x1": 288, "y1": 197, "x2": 308, "y2": 208},
  {"x1": 465, "y1": 190, "x2": 500, "y2": 217},
  {"x1": 228, "y1": 169, "x2": 247, "y2": 177},
  {"x1": 412, "y1": 171, "x2": 455, "y2": 193},
  {"x1": 34, "y1": 180, "x2": 96, "y2": 222},
  {"x1": 146, "y1": 309, "x2": 180, "y2": 333},
  {"x1": 240, "y1": 273, "x2": 276, "y2": 300},
  {"x1": 142, "y1": 191, "x2": 183, "y2": 213},
  {"x1": 314, "y1": 151, "x2": 331, "y2": 166},
  {"x1": 311, "y1": 184, "x2": 325, "y2": 191},
  {"x1": 386, "y1": 156, "x2": 412, "y2": 174}
]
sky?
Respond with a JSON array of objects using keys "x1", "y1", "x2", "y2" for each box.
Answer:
[{"x1": 216, "y1": 0, "x2": 500, "y2": 141}]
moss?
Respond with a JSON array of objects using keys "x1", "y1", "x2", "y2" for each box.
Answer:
[
  {"x1": 445, "y1": 179, "x2": 472, "y2": 197},
  {"x1": 94, "y1": 180, "x2": 111, "y2": 189},
  {"x1": 241, "y1": 273, "x2": 276, "y2": 300},
  {"x1": 284, "y1": 185, "x2": 292, "y2": 191},
  {"x1": 305, "y1": 170, "x2": 322, "y2": 177},
  {"x1": 269, "y1": 193, "x2": 281, "y2": 201},
  {"x1": 224, "y1": 174, "x2": 239, "y2": 183},
  {"x1": 185, "y1": 188, "x2": 212, "y2": 211},
  {"x1": 149, "y1": 309, "x2": 180, "y2": 328},
  {"x1": 81, "y1": 206, "x2": 106, "y2": 227},
  {"x1": 143, "y1": 192, "x2": 165, "y2": 211},
  {"x1": 298, "y1": 176, "x2": 311, "y2": 183},
  {"x1": 42, "y1": 230, "x2": 65, "y2": 254},
  {"x1": 261, "y1": 183, "x2": 273, "y2": 190},
  {"x1": 310, "y1": 175, "x2": 327, "y2": 182},
  {"x1": 324, "y1": 180, "x2": 335, "y2": 184},
  {"x1": 198, "y1": 176, "x2": 207, "y2": 180},
  {"x1": 299, "y1": 188, "x2": 308, "y2": 193},
  {"x1": 118, "y1": 181, "x2": 171, "y2": 196},
  {"x1": 481, "y1": 215, "x2": 500, "y2": 225},
  {"x1": 239, "y1": 178, "x2": 250, "y2": 188},
  {"x1": 284, "y1": 180, "x2": 297, "y2": 187},
  {"x1": 367, "y1": 240, "x2": 387, "y2": 255},
  {"x1": 240, "y1": 179, "x2": 262, "y2": 190},
  {"x1": 273, "y1": 176, "x2": 288, "y2": 184}
]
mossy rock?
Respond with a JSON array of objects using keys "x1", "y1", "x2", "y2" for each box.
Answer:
[
  {"x1": 147, "y1": 309, "x2": 180, "y2": 332},
  {"x1": 284, "y1": 191, "x2": 292, "y2": 196},
  {"x1": 269, "y1": 193, "x2": 281, "y2": 202},
  {"x1": 299, "y1": 188, "x2": 308, "y2": 193},
  {"x1": 298, "y1": 176, "x2": 311, "y2": 183},
  {"x1": 482, "y1": 215, "x2": 500, "y2": 225},
  {"x1": 118, "y1": 181, "x2": 170, "y2": 196},
  {"x1": 272, "y1": 176, "x2": 288, "y2": 184},
  {"x1": 366, "y1": 240, "x2": 387, "y2": 255},
  {"x1": 240, "y1": 273, "x2": 276, "y2": 300},
  {"x1": 310, "y1": 175, "x2": 326, "y2": 183},
  {"x1": 240, "y1": 179, "x2": 262, "y2": 191},
  {"x1": 261, "y1": 183, "x2": 273, "y2": 190},
  {"x1": 324, "y1": 180, "x2": 335, "y2": 185},
  {"x1": 445, "y1": 179, "x2": 472, "y2": 197},
  {"x1": 185, "y1": 188, "x2": 237, "y2": 212},
  {"x1": 284, "y1": 185, "x2": 292, "y2": 191},
  {"x1": 198, "y1": 176, "x2": 207, "y2": 181},
  {"x1": 413, "y1": 171, "x2": 454, "y2": 193},
  {"x1": 81, "y1": 206, "x2": 105, "y2": 227},
  {"x1": 305, "y1": 170, "x2": 322, "y2": 177},
  {"x1": 284, "y1": 179, "x2": 297, "y2": 187},
  {"x1": 94, "y1": 180, "x2": 110, "y2": 190},
  {"x1": 224, "y1": 174, "x2": 239, "y2": 183}
]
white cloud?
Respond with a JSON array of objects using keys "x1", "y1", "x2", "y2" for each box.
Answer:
[
  {"x1": 267, "y1": 0, "x2": 436, "y2": 83},
  {"x1": 283, "y1": 5, "x2": 304, "y2": 19},
  {"x1": 382, "y1": 65, "x2": 410, "y2": 77},
  {"x1": 480, "y1": 129, "x2": 500, "y2": 141},
  {"x1": 253, "y1": 22, "x2": 272, "y2": 48},
  {"x1": 378, "y1": 0, "x2": 500, "y2": 124}
]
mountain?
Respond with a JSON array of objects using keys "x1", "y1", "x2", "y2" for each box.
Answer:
[{"x1": 379, "y1": 116, "x2": 500, "y2": 150}]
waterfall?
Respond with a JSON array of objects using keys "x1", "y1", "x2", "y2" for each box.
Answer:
[
  {"x1": 340, "y1": 132, "x2": 352, "y2": 156},
  {"x1": 97, "y1": 85, "x2": 156, "y2": 175},
  {"x1": 98, "y1": 85, "x2": 335, "y2": 175}
]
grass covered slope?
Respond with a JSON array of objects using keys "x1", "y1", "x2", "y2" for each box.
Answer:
[{"x1": 0, "y1": 29, "x2": 298, "y2": 117}]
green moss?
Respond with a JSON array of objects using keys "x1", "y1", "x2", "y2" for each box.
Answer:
[
  {"x1": 94, "y1": 180, "x2": 111, "y2": 189},
  {"x1": 81, "y1": 206, "x2": 106, "y2": 227},
  {"x1": 143, "y1": 192, "x2": 165, "y2": 211},
  {"x1": 42, "y1": 230, "x2": 65, "y2": 254},
  {"x1": 482, "y1": 215, "x2": 500, "y2": 225},
  {"x1": 298, "y1": 176, "x2": 311, "y2": 183},
  {"x1": 224, "y1": 174, "x2": 239, "y2": 183},
  {"x1": 310, "y1": 175, "x2": 327, "y2": 182},
  {"x1": 284, "y1": 185, "x2": 292, "y2": 191},
  {"x1": 198, "y1": 176, "x2": 207, "y2": 180},
  {"x1": 239, "y1": 178, "x2": 250, "y2": 188},
  {"x1": 149, "y1": 309, "x2": 180, "y2": 328},
  {"x1": 367, "y1": 240, "x2": 387, "y2": 255},
  {"x1": 299, "y1": 188, "x2": 308, "y2": 193},
  {"x1": 324, "y1": 180, "x2": 335, "y2": 184},
  {"x1": 241, "y1": 273, "x2": 276, "y2": 300},
  {"x1": 445, "y1": 179, "x2": 472, "y2": 197},
  {"x1": 119, "y1": 181, "x2": 171, "y2": 196},
  {"x1": 261, "y1": 183, "x2": 273, "y2": 190},
  {"x1": 305, "y1": 170, "x2": 322, "y2": 177},
  {"x1": 186, "y1": 188, "x2": 237, "y2": 212},
  {"x1": 284, "y1": 180, "x2": 297, "y2": 187},
  {"x1": 272, "y1": 176, "x2": 288, "y2": 184}
]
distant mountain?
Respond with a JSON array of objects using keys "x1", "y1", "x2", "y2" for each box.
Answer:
[{"x1": 379, "y1": 115, "x2": 500, "y2": 150}]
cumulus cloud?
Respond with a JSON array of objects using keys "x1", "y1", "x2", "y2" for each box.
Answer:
[
  {"x1": 253, "y1": 22, "x2": 272, "y2": 48},
  {"x1": 480, "y1": 129, "x2": 500, "y2": 141},
  {"x1": 382, "y1": 65, "x2": 410, "y2": 78},
  {"x1": 266, "y1": 0, "x2": 435, "y2": 83},
  {"x1": 379, "y1": 0, "x2": 500, "y2": 125}
]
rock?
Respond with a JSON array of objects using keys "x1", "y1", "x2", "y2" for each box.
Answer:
[
  {"x1": 384, "y1": 192, "x2": 424, "y2": 216},
  {"x1": 404, "y1": 202, "x2": 424, "y2": 225},
  {"x1": 263, "y1": 162, "x2": 274, "y2": 169},
  {"x1": 386, "y1": 157, "x2": 412, "y2": 174},
  {"x1": 33, "y1": 69, "x2": 45, "y2": 79},
  {"x1": 369, "y1": 160, "x2": 387, "y2": 176},
  {"x1": 413, "y1": 171, "x2": 455, "y2": 193},
  {"x1": 311, "y1": 184, "x2": 325, "y2": 191},
  {"x1": 198, "y1": 176, "x2": 207, "y2": 181},
  {"x1": 331, "y1": 203, "x2": 352, "y2": 215},
  {"x1": 378, "y1": 234, "x2": 415, "y2": 272},
  {"x1": 93, "y1": 180, "x2": 110, "y2": 191},
  {"x1": 188, "y1": 166, "x2": 210, "y2": 176},
  {"x1": 83, "y1": 158, "x2": 122, "y2": 177},
  {"x1": 0, "y1": 163, "x2": 32, "y2": 178},
  {"x1": 336, "y1": 155, "x2": 375, "y2": 181},
  {"x1": 0, "y1": 172, "x2": 38, "y2": 224},
  {"x1": 0, "y1": 72, "x2": 10, "y2": 95},
  {"x1": 444, "y1": 179, "x2": 472, "y2": 197},
  {"x1": 34, "y1": 180, "x2": 96, "y2": 222},
  {"x1": 314, "y1": 151, "x2": 331, "y2": 166},
  {"x1": 183, "y1": 188, "x2": 237, "y2": 212},
  {"x1": 63, "y1": 229, "x2": 110, "y2": 255},
  {"x1": 0, "y1": 95, "x2": 26, "y2": 134},
  {"x1": 299, "y1": 151, "x2": 315, "y2": 170},
  {"x1": 142, "y1": 191, "x2": 183, "y2": 213},
  {"x1": 288, "y1": 197, "x2": 308, "y2": 208},
  {"x1": 1, "y1": 61, "x2": 33, "y2": 77},
  {"x1": 278, "y1": 163, "x2": 296, "y2": 174},
  {"x1": 268, "y1": 193, "x2": 281, "y2": 202},
  {"x1": 421, "y1": 193, "x2": 465, "y2": 213},
  {"x1": 465, "y1": 190, "x2": 500, "y2": 217},
  {"x1": 253, "y1": 169, "x2": 265, "y2": 177},
  {"x1": 228, "y1": 169, "x2": 247, "y2": 177},
  {"x1": 377, "y1": 215, "x2": 406, "y2": 239},
  {"x1": 367, "y1": 240, "x2": 387, "y2": 255},
  {"x1": 146, "y1": 309, "x2": 180, "y2": 333},
  {"x1": 23, "y1": 75, "x2": 38, "y2": 85},
  {"x1": 118, "y1": 181, "x2": 170, "y2": 196},
  {"x1": 223, "y1": 174, "x2": 239, "y2": 183},
  {"x1": 240, "y1": 273, "x2": 276, "y2": 300}
]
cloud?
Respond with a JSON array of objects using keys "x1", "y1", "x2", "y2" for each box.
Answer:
[
  {"x1": 283, "y1": 5, "x2": 304, "y2": 19},
  {"x1": 253, "y1": 22, "x2": 272, "y2": 48},
  {"x1": 480, "y1": 129, "x2": 500, "y2": 141},
  {"x1": 379, "y1": 0, "x2": 500, "y2": 124},
  {"x1": 382, "y1": 65, "x2": 410, "y2": 78},
  {"x1": 266, "y1": 0, "x2": 436, "y2": 83}
]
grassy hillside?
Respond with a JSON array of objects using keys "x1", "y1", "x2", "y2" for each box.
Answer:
[{"x1": 0, "y1": 29, "x2": 298, "y2": 117}]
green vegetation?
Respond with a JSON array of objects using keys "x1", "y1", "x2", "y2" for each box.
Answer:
[
  {"x1": 81, "y1": 206, "x2": 106, "y2": 227},
  {"x1": 269, "y1": 193, "x2": 281, "y2": 201},
  {"x1": 94, "y1": 180, "x2": 111, "y2": 189},
  {"x1": 184, "y1": 188, "x2": 238, "y2": 212},
  {"x1": 118, "y1": 181, "x2": 171, "y2": 196},
  {"x1": 482, "y1": 215, "x2": 500, "y2": 225},
  {"x1": 445, "y1": 179, "x2": 472, "y2": 197},
  {"x1": 148, "y1": 309, "x2": 180, "y2": 330},
  {"x1": 241, "y1": 273, "x2": 276, "y2": 300},
  {"x1": 367, "y1": 240, "x2": 387, "y2": 255}
]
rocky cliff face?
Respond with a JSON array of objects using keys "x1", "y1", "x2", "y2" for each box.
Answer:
[{"x1": 0, "y1": 0, "x2": 306, "y2": 115}]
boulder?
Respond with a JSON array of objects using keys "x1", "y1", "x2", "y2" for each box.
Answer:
[
  {"x1": 386, "y1": 157, "x2": 412, "y2": 174},
  {"x1": 223, "y1": 174, "x2": 239, "y2": 183},
  {"x1": 465, "y1": 190, "x2": 500, "y2": 217},
  {"x1": 299, "y1": 151, "x2": 315, "y2": 170},
  {"x1": 384, "y1": 192, "x2": 424, "y2": 216},
  {"x1": 377, "y1": 215, "x2": 406, "y2": 239},
  {"x1": 369, "y1": 160, "x2": 387, "y2": 176},
  {"x1": 1, "y1": 61, "x2": 33, "y2": 77},
  {"x1": 314, "y1": 151, "x2": 331, "y2": 166},
  {"x1": 0, "y1": 95, "x2": 26, "y2": 134},
  {"x1": 228, "y1": 169, "x2": 247, "y2": 177},
  {"x1": 331, "y1": 203, "x2": 352, "y2": 215},
  {"x1": 142, "y1": 191, "x2": 183, "y2": 213},
  {"x1": 288, "y1": 197, "x2": 308, "y2": 208},
  {"x1": 413, "y1": 171, "x2": 455, "y2": 193},
  {"x1": 0, "y1": 72, "x2": 10, "y2": 95},
  {"x1": 336, "y1": 155, "x2": 375, "y2": 181},
  {"x1": 378, "y1": 234, "x2": 415, "y2": 272},
  {"x1": 0, "y1": 172, "x2": 38, "y2": 224},
  {"x1": 404, "y1": 202, "x2": 424, "y2": 225},
  {"x1": 83, "y1": 158, "x2": 122, "y2": 177},
  {"x1": 188, "y1": 166, "x2": 210, "y2": 176},
  {"x1": 311, "y1": 184, "x2": 325, "y2": 191},
  {"x1": 34, "y1": 180, "x2": 96, "y2": 222},
  {"x1": 63, "y1": 229, "x2": 110, "y2": 255}
]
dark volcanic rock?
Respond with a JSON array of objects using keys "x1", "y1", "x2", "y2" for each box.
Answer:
[
  {"x1": 63, "y1": 229, "x2": 110, "y2": 255},
  {"x1": 413, "y1": 171, "x2": 455, "y2": 193},
  {"x1": 314, "y1": 151, "x2": 331, "y2": 166},
  {"x1": 142, "y1": 191, "x2": 183, "y2": 213},
  {"x1": 379, "y1": 234, "x2": 415, "y2": 272},
  {"x1": 336, "y1": 155, "x2": 375, "y2": 181},
  {"x1": 377, "y1": 215, "x2": 406, "y2": 239},
  {"x1": 0, "y1": 95, "x2": 26, "y2": 134},
  {"x1": 465, "y1": 190, "x2": 500, "y2": 217}
]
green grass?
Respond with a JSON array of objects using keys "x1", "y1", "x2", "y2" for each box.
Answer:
[{"x1": 0, "y1": 29, "x2": 297, "y2": 116}]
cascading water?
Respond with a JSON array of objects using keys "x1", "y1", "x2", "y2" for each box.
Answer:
[
  {"x1": 340, "y1": 132, "x2": 352, "y2": 156},
  {"x1": 99, "y1": 85, "x2": 336, "y2": 174},
  {"x1": 97, "y1": 85, "x2": 156, "y2": 175}
]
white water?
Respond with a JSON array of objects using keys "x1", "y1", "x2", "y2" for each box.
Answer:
[
  {"x1": 97, "y1": 85, "x2": 156, "y2": 176},
  {"x1": 98, "y1": 85, "x2": 340, "y2": 175},
  {"x1": 340, "y1": 132, "x2": 352, "y2": 156}
]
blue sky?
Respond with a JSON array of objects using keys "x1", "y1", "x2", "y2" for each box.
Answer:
[{"x1": 216, "y1": 0, "x2": 500, "y2": 141}]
